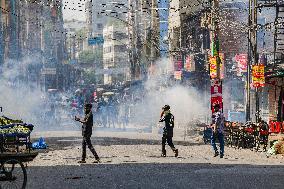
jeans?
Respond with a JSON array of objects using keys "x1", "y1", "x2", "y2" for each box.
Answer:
[
  {"x1": 162, "y1": 134, "x2": 176, "y2": 152},
  {"x1": 82, "y1": 136, "x2": 99, "y2": 160},
  {"x1": 211, "y1": 132, "x2": 224, "y2": 155}
]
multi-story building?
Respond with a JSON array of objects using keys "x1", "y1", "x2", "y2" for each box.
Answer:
[
  {"x1": 85, "y1": 0, "x2": 129, "y2": 84},
  {"x1": 86, "y1": 0, "x2": 128, "y2": 38},
  {"x1": 168, "y1": 0, "x2": 251, "y2": 118},
  {"x1": 103, "y1": 23, "x2": 130, "y2": 84},
  {"x1": 0, "y1": 0, "x2": 68, "y2": 90}
]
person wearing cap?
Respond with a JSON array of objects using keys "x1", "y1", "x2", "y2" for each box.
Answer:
[
  {"x1": 211, "y1": 104, "x2": 225, "y2": 158},
  {"x1": 75, "y1": 103, "x2": 100, "y2": 163},
  {"x1": 159, "y1": 105, "x2": 178, "y2": 157}
]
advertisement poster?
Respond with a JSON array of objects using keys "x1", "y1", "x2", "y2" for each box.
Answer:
[
  {"x1": 210, "y1": 79, "x2": 223, "y2": 112},
  {"x1": 235, "y1": 54, "x2": 247, "y2": 76},
  {"x1": 252, "y1": 64, "x2": 265, "y2": 88},
  {"x1": 209, "y1": 53, "x2": 224, "y2": 79},
  {"x1": 174, "y1": 71, "x2": 182, "y2": 80},
  {"x1": 173, "y1": 55, "x2": 183, "y2": 71}
]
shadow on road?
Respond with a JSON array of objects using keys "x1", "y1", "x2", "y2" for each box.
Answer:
[
  {"x1": 26, "y1": 163, "x2": 284, "y2": 189},
  {"x1": 42, "y1": 137, "x2": 203, "y2": 151}
]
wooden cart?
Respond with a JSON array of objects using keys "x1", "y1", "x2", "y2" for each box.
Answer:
[{"x1": 0, "y1": 151, "x2": 38, "y2": 189}]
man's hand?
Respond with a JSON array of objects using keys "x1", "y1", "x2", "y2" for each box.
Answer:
[
  {"x1": 211, "y1": 124, "x2": 216, "y2": 133},
  {"x1": 75, "y1": 116, "x2": 80, "y2": 121}
]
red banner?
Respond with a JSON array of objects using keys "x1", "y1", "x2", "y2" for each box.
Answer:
[
  {"x1": 211, "y1": 79, "x2": 223, "y2": 112},
  {"x1": 173, "y1": 55, "x2": 183, "y2": 71}
]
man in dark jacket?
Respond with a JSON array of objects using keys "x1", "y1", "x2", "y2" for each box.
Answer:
[
  {"x1": 211, "y1": 104, "x2": 225, "y2": 158},
  {"x1": 159, "y1": 105, "x2": 178, "y2": 157},
  {"x1": 75, "y1": 103, "x2": 100, "y2": 163}
]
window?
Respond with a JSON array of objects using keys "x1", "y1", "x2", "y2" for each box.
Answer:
[
  {"x1": 104, "y1": 46, "x2": 112, "y2": 53},
  {"x1": 114, "y1": 45, "x2": 127, "y2": 52},
  {"x1": 113, "y1": 32, "x2": 128, "y2": 40},
  {"x1": 97, "y1": 23, "x2": 103, "y2": 30}
]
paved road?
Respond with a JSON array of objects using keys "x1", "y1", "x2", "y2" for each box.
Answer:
[
  {"x1": 22, "y1": 135, "x2": 284, "y2": 189},
  {"x1": 27, "y1": 163, "x2": 284, "y2": 189}
]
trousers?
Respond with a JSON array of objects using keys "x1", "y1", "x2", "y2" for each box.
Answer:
[
  {"x1": 211, "y1": 132, "x2": 224, "y2": 155},
  {"x1": 82, "y1": 136, "x2": 99, "y2": 160},
  {"x1": 162, "y1": 134, "x2": 176, "y2": 152}
]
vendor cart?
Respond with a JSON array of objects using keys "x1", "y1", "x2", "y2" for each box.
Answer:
[
  {"x1": 0, "y1": 108, "x2": 38, "y2": 189},
  {"x1": 0, "y1": 151, "x2": 38, "y2": 189}
]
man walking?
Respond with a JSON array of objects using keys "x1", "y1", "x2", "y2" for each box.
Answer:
[
  {"x1": 75, "y1": 103, "x2": 100, "y2": 163},
  {"x1": 159, "y1": 105, "x2": 178, "y2": 157},
  {"x1": 211, "y1": 104, "x2": 225, "y2": 158}
]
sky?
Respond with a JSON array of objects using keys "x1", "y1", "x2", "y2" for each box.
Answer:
[{"x1": 62, "y1": 0, "x2": 86, "y2": 21}]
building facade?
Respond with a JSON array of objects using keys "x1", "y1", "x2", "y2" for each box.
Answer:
[{"x1": 103, "y1": 24, "x2": 130, "y2": 85}]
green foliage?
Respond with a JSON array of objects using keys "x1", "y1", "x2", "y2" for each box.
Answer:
[
  {"x1": 84, "y1": 69, "x2": 97, "y2": 84},
  {"x1": 79, "y1": 49, "x2": 103, "y2": 64},
  {"x1": 75, "y1": 29, "x2": 87, "y2": 40}
]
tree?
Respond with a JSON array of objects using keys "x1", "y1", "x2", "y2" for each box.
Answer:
[{"x1": 78, "y1": 49, "x2": 103, "y2": 65}]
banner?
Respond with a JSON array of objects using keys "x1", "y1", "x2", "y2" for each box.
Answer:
[
  {"x1": 252, "y1": 64, "x2": 265, "y2": 88},
  {"x1": 235, "y1": 54, "x2": 247, "y2": 76},
  {"x1": 184, "y1": 55, "x2": 195, "y2": 72},
  {"x1": 174, "y1": 71, "x2": 182, "y2": 80},
  {"x1": 211, "y1": 32, "x2": 220, "y2": 57},
  {"x1": 210, "y1": 79, "x2": 223, "y2": 112},
  {"x1": 173, "y1": 55, "x2": 183, "y2": 71},
  {"x1": 209, "y1": 53, "x2": 224, "y2": 79},
  {"x1": 184, "y1": 55, "x2": 191, "y2": 72}
]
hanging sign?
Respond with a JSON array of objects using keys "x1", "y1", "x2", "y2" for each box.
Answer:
[
  {"x1": 184, "y1": 55, "x2": 192, "y2": 72},
  {"x1": 252, "y1": 64, "x2": 265, "y2": 88},
  {"x1": 173, "y1": 54, "x2": 183, "y2": 71},
  {"x1": 235, "y1": 54, "x2": 247, "y2": 76},
  {"x1": 210, "y1": 79, "x2": 223, "y2": 112},
  {"x1": 209, "y1": 53, "x2": 224, "y2": 79},
  {"x1": 174, "y1": 71, "x2": 182, "y2": 80}
]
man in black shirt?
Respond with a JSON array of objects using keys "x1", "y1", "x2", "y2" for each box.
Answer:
[
  {"x1": 159, "y1": 105, "x2": 178, "y2": 157},
  {"x1": 75, "y1": 103, "x2": 100, "y2": 163}
]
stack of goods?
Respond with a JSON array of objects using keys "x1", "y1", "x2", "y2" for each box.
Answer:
[
  {"x1": 0, "y1": 116, "x2": 23, "y2": 125},
  {"x1": 0, "y1": 116, "x2": 34, "y2": 137},
  {"x1": 267, "y1": 137, "x2": 284, "y2": 155}
]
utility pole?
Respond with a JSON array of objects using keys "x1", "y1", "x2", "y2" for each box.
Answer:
[
  {"x1": 246, "y1": 0, "x2": 253, "y2": 121},
  {"x1": 210, "y1": 0, "x2": 223, "y2": 112},
  {"x1": 253, "y1": 0, "x2": 259, "y2": 123},
  {"x1": 248, "y1": 0, "x2": 259, "y2": 122}
]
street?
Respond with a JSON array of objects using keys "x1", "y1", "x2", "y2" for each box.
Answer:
[
  {"x1": 26, "y1": 132, "x2": 284, "y2": 189},
  {"x1": 2, "y1": 0, "x2": 284, "y2": 188}
]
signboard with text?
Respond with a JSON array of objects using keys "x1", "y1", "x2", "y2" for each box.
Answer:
[
  {"x1": 173, "y1": 54, "x2": 183, "y2": 71},
  {"x1": 41, "y1": 68, "x2": 56, "y2": 75},
  {"x1": 184, "y1": 55, "x2": 195, "y2": 72},
  {"x1": 252, "y1": 64, "x2": 265, "y2": 88},
  {"x1": 209, "y1": 53, "x2": 224, "y2": 79},
  {"x1": 235, "y1": 54, "x2": 247, "y2": 76},
  {"x1": 88, "y1": 36, "x2": 104, "y2": 45},
  {"x1": 174, "y1": 71, "x2": 182, "y2": 80},
  {"x1": 210, "y1": 79, "x2": 223, "y2": 112}
]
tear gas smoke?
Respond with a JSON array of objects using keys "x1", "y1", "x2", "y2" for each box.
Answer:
[
  {"x1": 0, "y1": 56, "x2": 210, "y2": 133},
  {"x1": 0, "y1": 57, "x2": 63, "y2": 131},
  {"x1": 125, "y1": 58, "x2": 210, "y2": 130}
]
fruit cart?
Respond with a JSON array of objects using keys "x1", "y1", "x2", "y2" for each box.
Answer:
[
  {"x1": 0, "y1": 113, "x2": 38, "y2": 189},
  {"x1": 0, "y1": 151, "x2": 38, "y2": 189}
]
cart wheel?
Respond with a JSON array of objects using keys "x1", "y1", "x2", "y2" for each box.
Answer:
[{"x1": 0, "y1": 159, "x2": 27, "y2": 189}]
